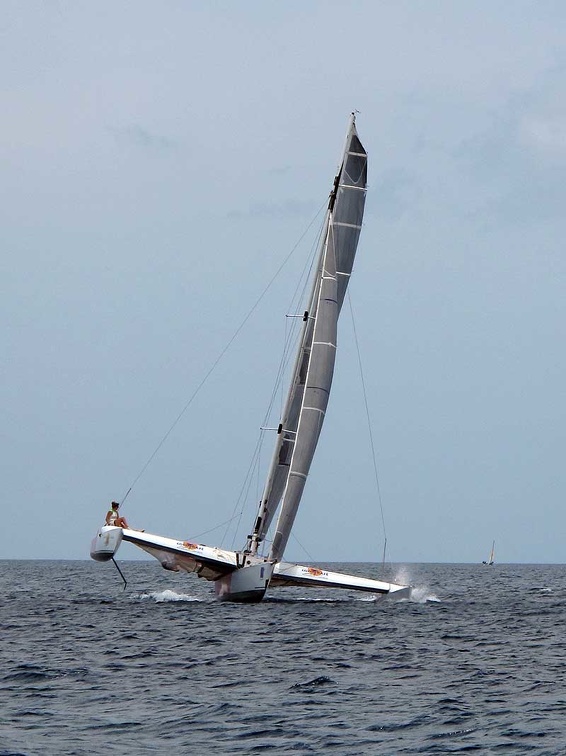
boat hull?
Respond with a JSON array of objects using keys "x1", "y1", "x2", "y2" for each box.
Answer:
[
  {"x1": 214, "y1": 562, "x2": 273, "y2": 603},
  {"x1": 90, "y1": 526, "x2": 123, "y2": 562}
]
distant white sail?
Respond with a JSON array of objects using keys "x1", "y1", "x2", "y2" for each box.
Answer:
[{"x1": 482, "y1": 540, "x2": 495, "y2": 565}]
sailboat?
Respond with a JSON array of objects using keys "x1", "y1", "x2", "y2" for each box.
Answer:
[
  {"x1": 482, "y1": 541, "x2": 495, "y2": 565},
  {"x1": 90, "y1": 115, "x2": 412, "y2": 603}
]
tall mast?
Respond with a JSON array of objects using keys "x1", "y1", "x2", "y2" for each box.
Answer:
[{"x1": 247, "y1": 115, "x2": 367, "y2": 560}]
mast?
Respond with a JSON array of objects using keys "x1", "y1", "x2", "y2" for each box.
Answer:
[{"x1": 247, "y1": 115, "x2": 367, "y2": 561}]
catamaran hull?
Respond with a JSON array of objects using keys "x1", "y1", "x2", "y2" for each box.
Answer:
[
  {"x1": 271, "y1": 561, "x2": 412, "y2": 599},
  {"x1": 90, "y1": 526, "x2": 123, "y2": 561},
  {"x1": 214, "y1": 562, "x2": 274, "y2": 603}
]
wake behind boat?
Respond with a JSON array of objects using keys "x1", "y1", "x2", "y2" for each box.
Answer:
[{"x1": 90, "y1": 115, "x2": 412, "y2": 603}]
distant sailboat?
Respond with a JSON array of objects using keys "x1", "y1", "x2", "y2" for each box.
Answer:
[
  {"x1": 482, "y1": 540, "x2": 495, "y2": 565},
  {"x1": 90, "y1": 115, "x2": 412, "y2": 603}
]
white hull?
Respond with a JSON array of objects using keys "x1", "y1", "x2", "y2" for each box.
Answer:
[
  {"x1": 215, "y1": 562, "x2": 274, "y2": 603},
  {"x1": 90, "y1": 526, "x2": 123, "y2": 562},
  {"x1": 271, "y1": 561, "x2": 411, "y2": 598}
]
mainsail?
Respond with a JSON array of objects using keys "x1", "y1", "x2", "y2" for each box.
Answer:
[{"x1": 247, "y1": 115, "x2": 368, "y2": 562}]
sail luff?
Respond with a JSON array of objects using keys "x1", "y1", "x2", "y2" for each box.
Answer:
[
  {"x1": 267, "y1": 223, "x2": 338, "y2": 562},
  {"x1": 247, "y1": 213, "x2": 331, "y2": 554}
]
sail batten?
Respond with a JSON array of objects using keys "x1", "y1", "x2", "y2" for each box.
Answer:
[{"x1": 334, "y1": 221, "x2": 362, "y2": 229}]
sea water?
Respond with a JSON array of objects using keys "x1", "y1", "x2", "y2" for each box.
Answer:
[{"x1": 0, "y1": 561, "x2": 564, "y2": 754}]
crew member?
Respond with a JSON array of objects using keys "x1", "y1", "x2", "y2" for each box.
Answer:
[{"x1": 105, "y1": 501, "x2": 130, "y2": 528}]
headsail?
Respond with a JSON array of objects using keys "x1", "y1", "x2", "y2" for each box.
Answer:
[{"x1": 247, "y1": 115, "x2": 368, "y2": 562}]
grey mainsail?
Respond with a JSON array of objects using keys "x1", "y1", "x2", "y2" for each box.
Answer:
[{"x1": 247, "y1": 115, "x2": 368, "y2": 561}]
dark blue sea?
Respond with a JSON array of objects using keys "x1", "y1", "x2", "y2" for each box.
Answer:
[{"x1": 1, "y1": 561, "x2": 564, "y2": 755}]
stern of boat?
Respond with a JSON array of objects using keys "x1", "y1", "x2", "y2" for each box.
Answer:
[
  {"x1": 387, "y1": 584, "x2": 412, "y2": 601},
  {"x1": 214, "y1": 562, "x2": 273, "y2": 603}
]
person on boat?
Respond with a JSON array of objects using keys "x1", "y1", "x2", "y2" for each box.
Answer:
[{"x1": 105, "y1": 501, "x2": 130, "y2": 528}]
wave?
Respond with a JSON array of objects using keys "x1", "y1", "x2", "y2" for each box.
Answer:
[{"x1": 138, "y1": 589, "x2": 202, "y2": 603}]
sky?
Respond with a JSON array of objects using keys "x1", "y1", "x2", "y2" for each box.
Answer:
[{"x1": 2, "y1": 1, "x2": 566, "y2": 565}]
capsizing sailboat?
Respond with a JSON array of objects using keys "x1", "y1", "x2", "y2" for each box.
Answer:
[{"x1": 90, "y1": 115, "x2": 412, "y2": 603}]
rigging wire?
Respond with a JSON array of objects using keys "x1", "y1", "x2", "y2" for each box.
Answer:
[
  {"x1": 224, "y1": 428, "x2": 264, "y2": 549},
  {"x1": 120, "y1": 201, "x2": 329, "y2": 509},
  {"x1": 346, "y1": 291, "x2": 389, "y2": 569},
  {"x1": 222, "y1": 211, "x2": 328, "y2": 550},
  {"x1": 188, "y1": 512, "x2": 244, "y2": 541},
  {"x1": 259, "y1": 217, "x2": 325, "y2": 435},
  {"x1": 289, "y1": 530, "x2": 316, "y2": 564}
]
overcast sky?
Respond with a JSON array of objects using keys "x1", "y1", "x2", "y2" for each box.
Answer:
[{"x1": 2, "y1": 1, "x2": 565, "y2": 565}]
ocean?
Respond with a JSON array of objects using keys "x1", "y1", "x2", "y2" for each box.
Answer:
[{"x1": 1, "y1": 560, "x2": 564, "y2": 755}]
